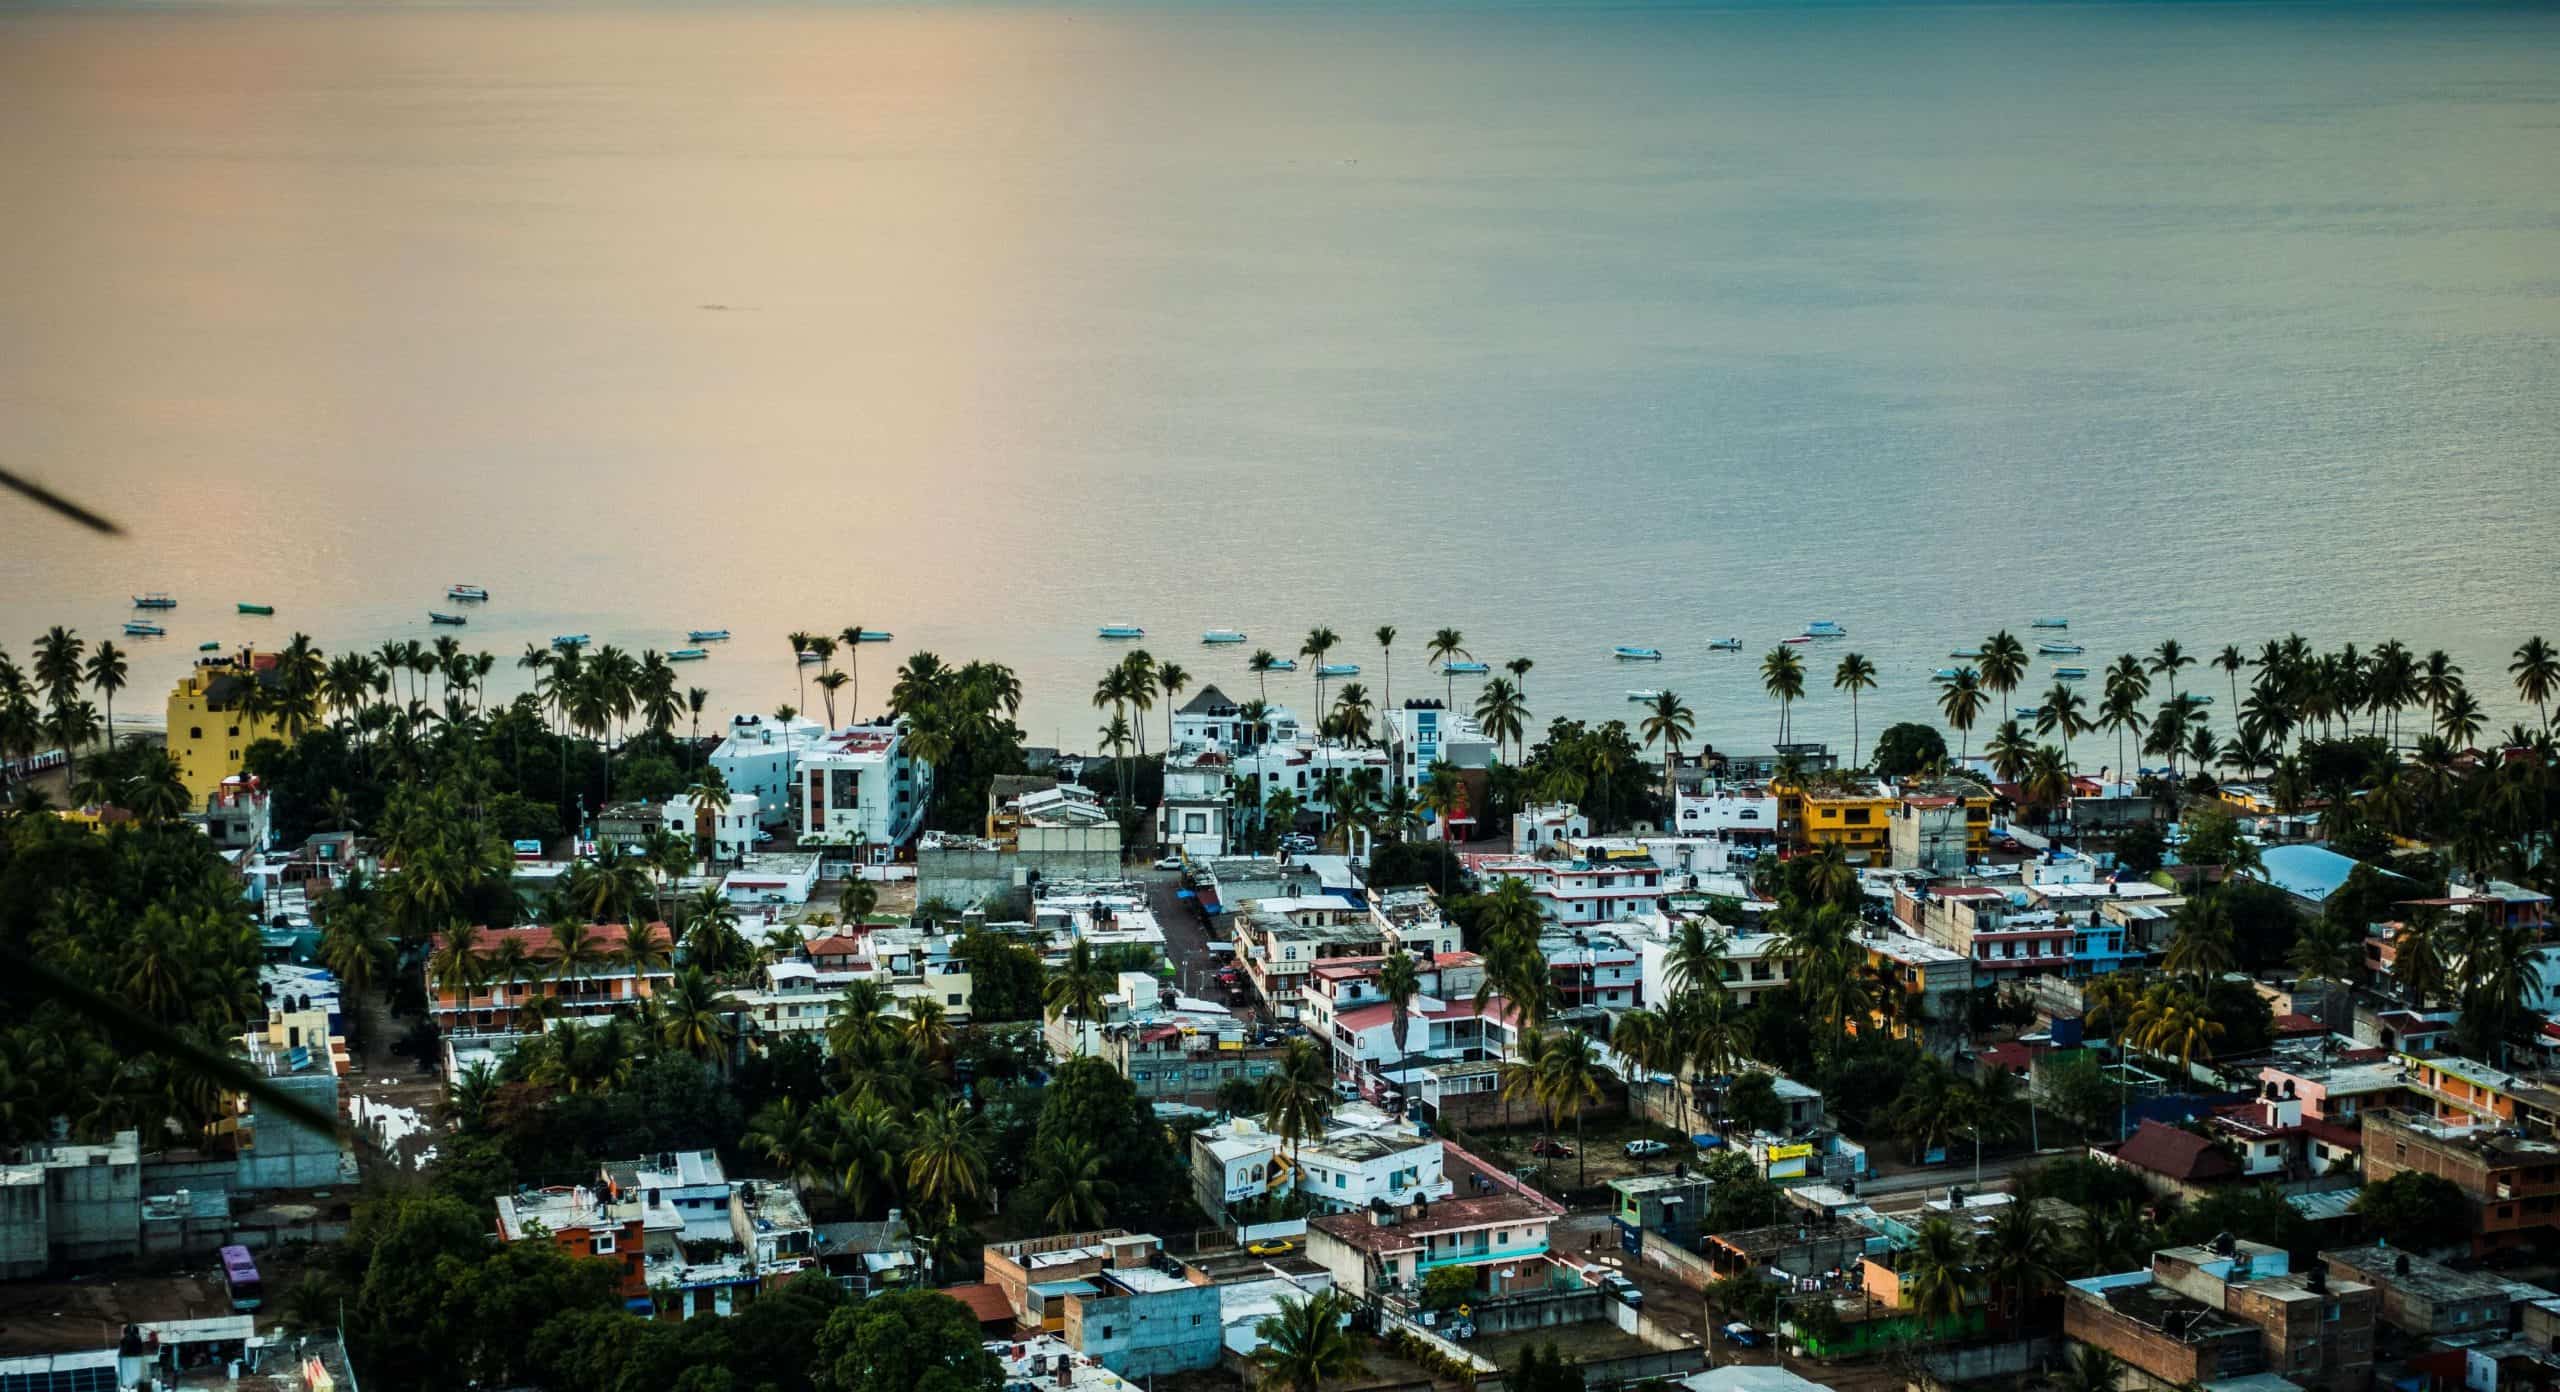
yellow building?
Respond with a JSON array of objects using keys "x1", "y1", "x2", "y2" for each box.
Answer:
[
  {"x1": 1775, "y1": 774, "x2": 1898, "y2": 860},
  {"x1": 167, "y1": 655, "x2": 292, "y2": 802}
]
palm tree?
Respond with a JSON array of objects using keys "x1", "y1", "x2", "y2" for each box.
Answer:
[
  {"x1": 840, "y1": 877, "x2": 880, "y2": 923},
  {"x1": 2213, "y1": 644, "x2": 2247, "y2": 715},
  {"x1": 82, "y1": 640, "x2": 127, "y2": 749},
  {"x1": 1938, "y1": 668, "x2": 1985, "y2": 763},
  {"x1": 1474, "y1": 677, "x2": 1527, "y2": 761},
  {"x1": 1760, "y1": 646, "x2": 1806, "y2": 745},
  {"x1": 2391, "y1": 908, "x2": 2452, "y2": 1008},
  {"x1": 835, "y1": 625, "x2": 870, "y2": 724},
  {"x1": 2148, "y1": 639, "x2": 2196, "y2": 709},
  {"x1": 1330, "y1": 682, "x2": 1374, "y2": 750},
  {"x1": 905, "y1": 1101, "x2": 989, "y2": 1220},
  {"x1": 746, "y1": 1098, "x2": 825, "y2": 1190},
  {"x1": 1035, "y1": 1137, "x2": 1113, "y2": 1230},
  {"x1": 1379, "y1": 950, "x2": 1421, "y2": 1072},
  {"x1": 1373, "y1": 626, "x2": 1397, "y2": 709},
  {"x1": 2164, "y1": 893, "x2": 2236, "y2": 982},
  {"x1": 1901, "y1": 1216, "x2": 1976, "y2": 1325},
  {"x1": 1978, "y1": 631, "x2": 2028, "y2": 706},
  {"x1": 2512, "y1": 636, "x2": 2558, "y2": 729},
  {"x1": 1248, "y1": 650, "x2": 1279, "y2": 704},
  {"x1": 1427, "y1": 628, "x2": 1470, "y2": 710},
  {"x1": 1157, "y1": 662, "x2": 1191, "y2": 750},
  {"x1": 655, "y1": 966, "x2": 729, "y2": 1064},
  {"x1": 1534, "y1": 1028, "x2": 1609, "y2": 1188},
  {"x1": 2128, "y1": 982, "x2": 2224, "y2": 1073},
  {"x1": 1640, "y1": 690, "x2": 1696, "y2": 807},
  {"x1": 1262, "y1": 1037, "x2": 1335, "y2": 1166},
  {"x1": 2036, "y1": 682, "x2": 2093, "y2": 772},
  {"x1": 1978, "y1": 1198, "x2": 2060, "y2": 1329},
  {"x1": 1248, "y1": 1289, "x2": 1365, "y2": 1392},
  {"x1": 1506, "y1": 657, "x2": 1534, "y2": 712},
  {"x1": 814, "y1": 670, "x2": 848, "y2": 728},
  {"x1": 2050, "y1": 1344, "x2": 2125, "y2": 1392},
  {"x1": 1043, "y1": 939, "x2": 1113, "y2": 1053},
  {"x1": 1985, "y1": 720, "x2": 2034, "y2": 786},
  {"x1": 787, "y1": 630, "x2": 818, "y2": 712},
  {"x1": 824, "y1": 1099, "x2": 905, "y2": 1216},
  {"x1": 2438, "y1": 687, "x2": 2486, "y2": 749},
  {"x1": 1834, "y1": 652, "x2": 1877, "y2": 766},
  {"x1": 2288, "y1": 920, "x2": 2357, "y2": 984}
]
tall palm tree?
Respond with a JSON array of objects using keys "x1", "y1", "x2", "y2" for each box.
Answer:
[
  {"x1": 2051, "y1": 1344, "x2": 2125, "y2": 1392},
  {"x1": 1248, "y1": 650, "x2": 1279, "y2": 704},
  {"x1": 1760, "y1": 646, "x2": 1806, "y2": 745},
  {"x1": 2036, "y1": 682, "x2": 2093, "y2": 771},
  {"x1": 1978, "y1": 1197, "x2": 2061, "y2": 1329},
  {"x1": 1157, "y1": 662, "x2": 1191, "y2": 750},
  {"x1": 82, "y1": 640, "x2": 127, "y2": 749},
  {"x1": 835, "y1": 625, "x2": 869, "y2": 724},
  {"x1": 2213, "y1": 644, "x2": 2247, "y2": 715},
  {"x1": 1938, "y1": 668, "x2": 1986, "y2": 764},
  {"x1": 787, "y1": 630, "x2": 817, "y2": 713},
  {"x1": 1640, "y1": 690, "x2": 1696, "y2": 807},
  {"x1": 1473, "y1": 677, "x2": 1527, "y2": 761},
  {"x1": 1833, "y1": 652, "x2": 1877, "y2": 767},
  {"x1": 2164, "y1": 893, "x2": 2236, "y2": 983},
  {"x1": 2438, "y1": 687, "x2": 2486, "y2": 749},
  {"x1": 1534, "y1": 1028, "x2": 1609, "y2": 1189},
  {"x1": 1300, "y1": 628, "x2": 1340, "y2": 768},
  {"x1": 1506, "y1": 656, "x2": 1534, "y2": 712},
  {"x1": 2129, "y1": 982, "x2": 2224, "y2": 1073},
  {"x1": 2418, "y1": 650, "x2": 2466, "y2": 742},
  {"x1": 1373, "y1": 626, "x2": 1397, "y2": 710},
  {"x1": 655, "y1": 966, "x2": 729, "y2": 1064},
  {"x1": 1427, "y1": 628, "x2": 1470, "y2": 710},
  {"x1": 1043, "y1": 939, "x2": 1113, "y2": 1053},
  {"x1": 905, "y1": 1101, "x2": 990, "y2": 1220},
  {"x1": 1985, "y1": 720, "x2": 2034, "y2": 786},
  {"x1": 34, "y1": 626, "x2": 85, "y2": 714},
  {"x1": 2511, "y1": 636, "x2": 2557, "y2": 730},
  {"x1": 2392, "y1": 908, "x2": 2452, "y2": 1008},
  {"x1": 1262, "y1": 1038, "x2": 1335, "y2": 1174},
  {"x1": 1035, "y1": 1137, "x2": 1113, "y2": 1230},
  {"x1": 1978, "y1": 631, "x2": 2028, "y2": 706},
  {"x1": 2148, "y1": 639, "x2": 2196, "y2": 709},
  {"x1": 1379, "y1": 950, "x2": 1421, "y2": 1073},
  {"x1": 1248, "y1": 1289, "x2": 1365, "y2": 1392},
  {"x1": 1330, "y1": 682, "x2": 1374, "y2": 749},
  {"x1": 814, "y1": 670, "x2": 848, "y2": 728}
]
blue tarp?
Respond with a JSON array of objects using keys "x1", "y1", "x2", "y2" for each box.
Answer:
[{"x1": 1691, "y1": 1134, "x2": 1724, "y2": 1150}]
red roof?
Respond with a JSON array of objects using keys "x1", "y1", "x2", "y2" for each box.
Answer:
[
  {"x1": 2110, "y1": 1120, "x2": 2240, "y2": 1183},
  {"x1": 938, "y1": 1282, "x2": 1019, "y2": 1328},
  {"x1": 2273, "y1": 1013, "x2": 2325, "y2": 1037},
  {"x1": 1308, "y1": 1193, "x2": 1555, "y2": 1255},
  {"x1": 433, "y1": 922, "x2": 672, "y2": 957},
  {"x1": 807, "y1": 933, "x2": 868, "y2": 958}
]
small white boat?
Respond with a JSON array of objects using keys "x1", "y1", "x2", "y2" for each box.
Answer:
[
  {"x1": 1950, "y1": 648, "x2": 1984, "y2": 660},
  {"x1": 1626, "y1": 688, "x2": 1663, "y2": 702},
  {"x1": 1443, "y1": 660, "x2": 1490, "y2": 675},
  {"x1": 853, "y1": 630, "x2": 893, "y2": 643},
  {"x1": 448, "y1": 584, "x2": 490, "y2": 602},
  {"x1": 428, "y1": 611, "x2": 467, "y2": 626},
  {"x1": 687, "y1": 629, "x2": 731, "y2": 643},
  {"x1": 2015, "y1": 706, "x2": 2045, "y2": 719},
  {"x1": 2053, "y1": 667, "x2": 2089, "y2": 680},
  {"x1": 670, "y1": 648, "x2": 709, "y2": 661},
  {"x1": 2030, "y1": 617, "x2": 2069, "y2": 629},
  {"x1": 1804, "y1": 620, "x2": 1847, "y2": 638},
  {"x1": 1099, "y1": 623, "x2": 1145, "y2": 640},
  {"x1": 132, "y1": 593, "x2": 176, "y2": 610},
  {"x1": 1317, "y1": 663, "x2": 1360, "y2": 678},
  {"x1": 1705, "y1": 637, "x2": 1743, "y2": 651},
  {"x1": 1202, "y1": 629, "x2": 1248, "y2": 645},
  {"x1": 1932, "y1": 668, "x2": 1960, "y2": 681},
  {"x1": 122, "y1": 621, "x2": 165, "y2": 637},
  {"x1": 2038, "y1": 641, "x2": 2085, "y2": 655},
  {"x1": 797, "y1": 650, "x2": 823, "y2": 664},
  {"x1": 552, "y1": 633, "x2": 590, "y2": 648},
  {"x1": 1613, "y1": 646, "x2": 1664, "y2": 661},
  {"x1": 2190, "y1": 694, "x2": 2216, "y2": 706}
]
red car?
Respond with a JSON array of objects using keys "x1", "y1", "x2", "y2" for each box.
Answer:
[{"x1": 1530, "y1": 1137, "x2": 1575, "y2": 1159}]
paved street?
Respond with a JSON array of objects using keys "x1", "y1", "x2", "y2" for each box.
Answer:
[{"x1": 1145, "y1": 870, "x2": 1239, "y2": 1009}]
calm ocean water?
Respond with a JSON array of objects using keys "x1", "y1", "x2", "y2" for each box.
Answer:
[{"x1": 2, "y1": 0, "x2": 2555, "y2": 756}]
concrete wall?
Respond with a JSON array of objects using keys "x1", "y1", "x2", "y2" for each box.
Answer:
[
  {"x1": 1067, "y1": 1282, "x2": 1224, "y2": 1379},
  {"x1": 1463, "y1": 1288, "x2": 1611, "y2": 1335},
  {"x1": 0, "y1": 1176, "x2": 46, "y2": 1278},
  {"x1": 918, "y1": 838, "x2": 1124, "y2": 910},
  {"x1": 237, "y1": 1071, "x2": 346, "y2": 1190},
  {"x1": 47, "y1": 1150, "x2": 142, "y2": 1267},
  {"x1": 1639, "y1": 1229, "x2": 1716, "y2": 1291}
]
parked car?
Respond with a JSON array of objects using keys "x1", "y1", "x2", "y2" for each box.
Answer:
[
  {"x1": 1153, "y1": 855, "x2": 1184, "y2": 870},
  {"x1": 1530, "y1": 1137, "x2": 1574, "y2": 1158},
  {"x1": 1445, "y1": 1319, "x2": 1477, "y2": 1340},
  {"x1": 1721, "y1": 1324, "x2": 1765, "y2": 1348},
  {"x1": 1622, "y1": 1139, "x2": 1671, "y2": 1159},
  {"x1": 1604, "y1": 1277, "x2": 1643, "y2": 1308},
  {"x1": 1994, "y1": 834, "x2": 2023, "y2": 851},
  {"x1": 1246, "y1": 1239, "x2": 1296, "y2": 1257}
]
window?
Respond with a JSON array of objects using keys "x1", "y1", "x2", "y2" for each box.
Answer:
[
  {"x1": 189, "y1": 726, "x2": 202, "y2": 739},
  {"x1": 593, "y1": 1234, "x2": 616, "y2": 1254},
  {"x1": 1101, "y1": 1326, "x2": 1114, "y2": 1339},
  {"x1": 947, "y1": 993, "x2": 962, "y2": 1005}
]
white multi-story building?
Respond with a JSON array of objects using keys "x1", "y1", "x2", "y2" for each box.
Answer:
[
  {"x1": 1156, "y1": 748, "x2": 1237, "y2": 858},
  {"x1": 1672, "y1": 784, "x2": 1783, "y2": 846},
  {"x1": 1192, "y1": 1105, "x2": 1452, "y2": 1217},
  {"x1": 793, "y1": 721, "x2": 932, "y2": 861},
  {"x1": 1538, "y1": 925, "x2": 1643, "y2": 1010},
  {"x1": 1170, "y1": 685, "x2": 1302, "y2": 752},
  {"x1": 1466, "y1": 839, "x2": 1668, "y2": 927},
  {"x1": 1378, "y1": 701, "x2": 1497, "y2": 800},
  {"x1": 1229, "y1": 741, "x2": 1396, "y2": 809},
  {"x1": 1629, "y1": 915, "x2": 1793, "y2": 1010},
  {"x1": 1512, "y1": 802, "x2": 1590, "y2": 854},
  {"x1": 709, "y1": 712, "x2": 827, "y2": 828},
  {"x1": 661, "y1": 791, "x2": 761, "y2": 863}
]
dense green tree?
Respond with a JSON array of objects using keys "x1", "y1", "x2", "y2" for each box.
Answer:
[
  {"x1": 814, "y1": 1291, "x2": 1004, "y2": 1392},
  {"x1": 1869, "y1": 721, "x2": 1949, "y2": 778},
  {"x1": 2354, "y1": 1172, "x2": 2472, "y2": 1250}
]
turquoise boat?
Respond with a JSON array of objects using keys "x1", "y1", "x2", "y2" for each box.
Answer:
[
  {"x1": 429, "y1": 611, "x2": 467, "y2": 626},
  {"x1": 237, "y1": 602, "x2": 274, "y2": 616},
  {"x1": 1443, "y1": 661, "x2": 1489, "y2": 674},
  {"x1": 122, "y1": 621, "x2": 165, "y2": 637},
  {"x1": 1099, "y1": 623, "x2": 1145, "y2": 640},
  {"x1": 670, "y1": 648, "x2": 709, "y2": 661},
  {"x1": 854, "y1": 630, "x2": 893, "y2": 643},
  {"x1": 1317, "y1": 663, "x2": 1360, "y2": 678},
  {"x1": 687, "y1": 629, "x2": 730, "y2": 642},
  {"x1": 198, "y1": 641, "x2": 221, "y2": 652}
]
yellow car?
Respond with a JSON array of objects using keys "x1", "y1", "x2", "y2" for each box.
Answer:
[{"x1": 1247, "y1": 1239, "x2": 1297, "y2": 1257}]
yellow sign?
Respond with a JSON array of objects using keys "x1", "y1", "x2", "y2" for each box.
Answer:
[{"x1": 1767, "y1": 1143, "x2": 1815, "y2": 1161}]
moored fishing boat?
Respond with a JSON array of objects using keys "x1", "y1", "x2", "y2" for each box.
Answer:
[
  {"x1": 1099, "y1": 623, "x2": 1145, "y2": 640},
  {"x1": 854, "y1": 630, "x2": 892, "y2": 643},
  {"x1": 688, "y1": 629, "x2": 731, "y2": 643},
  {"x1": 1950, "y1": 648, "x2": 1984, "y2": 659},
  {"x1": 1626, "y1": 688, "x2": 1663, "y2": 702},
  {"x1": 122, "y1": 621, "x2": 165, "y2": 637},
  {"x1": 1932, "y1": 668, "x2": 1959, "y2": 681},
  {"x1": 2053, "y1": 667, "x2": 2089, "y2": 680},
  {"x1": 447, "y1": 584, "x2": 490, "y2": 602},
  {"x1": 2015, "y1": 706, "x2": 2045, "y2": 719},
  {"x1": 1317, "y1": 663, "x2": 1360, "y2": 678},
  {"x1": 2037, "y1": 641, "x2": 2084, "y2": 655},
  {"x1": 1262, "y1": 658, "x2": 1298, "y2": 672},
  {"x1": 1202, "y1": 629, "x2": 1248, "y2": 645},
  {"x1": 132, "y1": 593, "x2": 176, "y2": 610},
  {"x1": 1443, "y1": 660, "x2": 1490, "y2": 675},
  {"x1": 198, "y1": 641, "x2": 221, "y2": 652},
  {"x1": 428, "y1": 611, "x2": 467, "y2": 626},
  {"x1": 2030, "y1": 617, "x2": 2069, "y2": 629},
  {"x1": 237, "y1": 603, "x2": 273, "y2": 616},
  {"x1": 1705, "y1": 637, "x2": 1743, "y2": 651},
  {"x1": 552, "y1": 633, "x2": 590, "y2": 648},
  {"x1": 797, "y1": 650, "x2": 822, "y2": 664},
  {"x1": 670, "y1": 648, "x2": 709, "y2": 661},
  {"x1": 1781, "y1": 636, "x2": 1813, "y2": 645},
  {"x1": 1613, "y1": 646, "x2": 1663, "y2": 661},
  {"x1": 1804, "y1": 620, "x2": 1846, "y2": 638}
]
